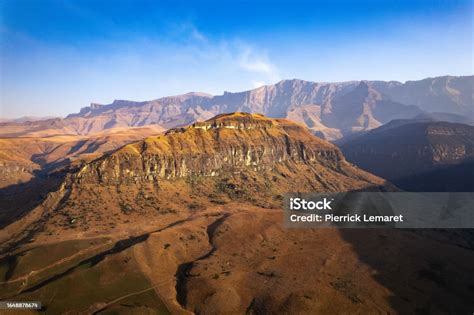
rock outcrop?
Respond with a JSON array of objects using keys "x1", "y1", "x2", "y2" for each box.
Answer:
[
  {"x1": 0, "y1": 113, "x2": 388, "y2": 244},
  {"x1": 73, "y1": 113, "x2": 382, "y2": 191}
]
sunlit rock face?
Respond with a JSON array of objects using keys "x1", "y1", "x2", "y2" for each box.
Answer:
[
  {"x1": 6, "y1": 76, "x2": 468, "y2": 140},
  {"x1": 74, "y1": 113, "x2": 375, "y2": 188}
]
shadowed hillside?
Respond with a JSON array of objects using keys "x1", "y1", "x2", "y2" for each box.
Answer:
[{"x1": 341, "y1": 121, "x2": 474, "y2": 191}]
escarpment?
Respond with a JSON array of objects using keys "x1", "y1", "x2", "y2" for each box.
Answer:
[
  {"x1": 0, "y1": 113, "x2": 389, "y2": 251},
  {"x1": 73, "y1": 113, "x2": 376, "y2": 187}
]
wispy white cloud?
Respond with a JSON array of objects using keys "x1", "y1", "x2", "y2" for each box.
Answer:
[
  {"x1": 189, "y1": 28, "x2": 207, "y2": 43},
  {"x1": 236, "y1": 45, "x2": 280, "y2": 85},
  {"x1": 168, "y1": 21, "x2": 209, "y2": 44},
  {"x1": 238, "y1": 48, "x2": 271, "y2": 73},
  {"x1": 163, "y1": 23, "x2": 281, "y2": 90},
  {"x1": 1, "y1": 21, "x2": 283, "y2": 117}
]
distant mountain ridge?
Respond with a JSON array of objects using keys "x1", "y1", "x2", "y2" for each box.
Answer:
[
  {"x1": 371, "y1": 75, "x2": 473, "y2": 116},
  {"x1": 2, "y1": 75, "x2": 472, "y2": 140}
]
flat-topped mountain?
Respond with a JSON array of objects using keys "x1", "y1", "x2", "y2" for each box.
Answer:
[
  {"x1": 74, "y1": 112, "x2": 384, "y2": 189},
  {"x1": 1, "y1": 113, "x2": 386, "y2": 242},
  {"x1": 2, "y1": 75, "x2": 471, "y2": 140}
]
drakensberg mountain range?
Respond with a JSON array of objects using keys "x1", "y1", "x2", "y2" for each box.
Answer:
[
  {"x1": 0, "y1": 76, "x2": 473, "y2": 314},
  {"x1": 3, "y1": 0, "x2": 473, "y2": 313},
  {"x1": 2, "y1": 113, "x2": 473, "y2": 314},
  {"x1": 1, "y1": 75, "x2": 472, "y2": 140},
  {"x1": 1, "y1": 113, "x2": 388, "y2": 242},
  {"x1": 1, "y1": 113, "x2": 388, "y2": 313}
]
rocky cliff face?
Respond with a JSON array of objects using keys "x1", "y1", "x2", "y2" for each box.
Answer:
[
  {"x1": 325, "y1": 81, "x2": 423, "y2": 135},
  {"x1": 60, "y1": 79, "x2": 418, "y2": 140},
  {"x1": 426, "y1": 124, "x2": 474, "y2": 163},
  {"x1": 5, "y1": 76, "x2": 470, "y2": 140},
  {"x1": 0, "y1": 113, "x2": 387, "y2": 242},
  {"x1": 74, "y1": 113, "x2": 376, "y2": 190},
  {"x1": 373, "y1": 75, "x2": 473, "y2": 118}
]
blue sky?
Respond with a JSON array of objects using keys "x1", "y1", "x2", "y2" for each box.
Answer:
[{"x1": 0, "y1": 0, "x2": 472, "y2": 118}]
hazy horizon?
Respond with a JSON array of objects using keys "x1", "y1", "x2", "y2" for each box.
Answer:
[{"x1": 1, "y1": 0, "x2": 472, "y2": 118}]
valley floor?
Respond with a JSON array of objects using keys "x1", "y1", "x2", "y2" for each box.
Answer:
[{"x1": 1, "y1": 203, "x2": 473, "y2": 314}]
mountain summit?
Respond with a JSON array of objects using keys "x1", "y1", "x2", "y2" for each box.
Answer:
[
  {"x1": 2, "y1": 113, "x2": 387, "y2": 244},
  {"x1": 74, "y1": 112, "x2": 384, "y2": 189}
]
